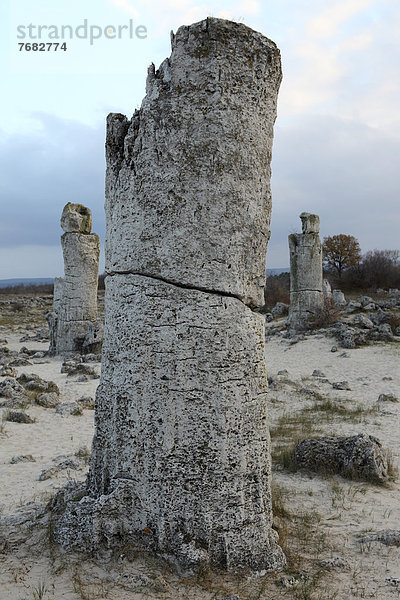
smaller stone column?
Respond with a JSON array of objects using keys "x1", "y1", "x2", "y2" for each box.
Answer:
[
  {"x1": 288, "y1": 212, "x2": 323, "y2": 330},
  {"x1": 47, "y1": 203, "x2": 101, "y2": 355},
  {"x1": 322, "y1": 279, "x2": 332, "y2": 301}
]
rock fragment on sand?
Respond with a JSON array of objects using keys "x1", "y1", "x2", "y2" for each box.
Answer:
[
  {"x1": 4, "y1": 411, "x2": 35, "y2": 424},
  {"x1": 312, "y1": 369, "x2": 326, "y2": 377},
  {"x1": 0, "y1": 366, "x2": 17, "y2": 377},
  {"x1": 77, "y1": 396, "x2": 94, "y2": 409},
  {"x1": 357, "y1": 530, "x2": 400, "y2": 547},
  {"x1": 0, "y1": 378, "x2": 25, "y2": 398},
  {"x1": 332, "y1": 381, "x2": 351, "y2": 390},
  {"x1": 39, "y1": 458, "x2": 82, "y2": 481},
  {"x1": 378, "y1": 393, "x2": 398, "y2": 403},
  {"x1": 318, "y1": 557, "x2": 348, "y2": 571},
  {"x1": 56, "y1": 402, "x2": 83, "y2": 417},
  {"x1": 271, "y1": 302, "x2": 289, "y2": 317},
  {"x1": 295, "y1": 434, "x2": 389, "y2": 484},
  {"x1": 10, "y1": 455, "x2": 36, "y2": 464},
  {"x1": 36, "y1": 392, "x2": 61, "y2": 408}
]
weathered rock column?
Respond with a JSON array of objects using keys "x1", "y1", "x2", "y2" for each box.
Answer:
[
  {"x1": 288, "y1": 213, "x2": 323, "y2": 330},
  {"x1": 47, "y1": 203, "x2": 101, "y2": 355},
  {"x1": 54, "y1": 18, "x2": 284, "y2": 574}
]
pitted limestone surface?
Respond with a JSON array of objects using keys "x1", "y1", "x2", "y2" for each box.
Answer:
[
  {"x1": 47, "y1": 204, "x2": 100, "y2": 355},
  {"x1": 105, "y1": 18, "x2": 282, "y2": 308},
  {"x1": 54, "y1": 18, "x2": 284, "y2": 574},
  {"x1": 288, "y1": 213, "x2": 323, "y2": 330},
  {"x1": 61, "y1": 202, "x2": 92, "y2": 233}
]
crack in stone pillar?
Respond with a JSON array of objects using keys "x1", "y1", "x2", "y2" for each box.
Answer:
[{"x1": 54, "y1": 17, "x2": 284, "y2": 575}]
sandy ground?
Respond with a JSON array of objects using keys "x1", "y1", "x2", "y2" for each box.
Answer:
[{"x1": 0, "y1": 316, "x2": 399, "y2": 600}]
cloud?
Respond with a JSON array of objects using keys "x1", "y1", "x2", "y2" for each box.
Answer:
[
  {"x1": 266, "y1": 114, "x2": 400, "y2": 267},
  {"x1": 307, "y1": 0, "x2": 372, "y2": 38},
  {"x1": 0, "y1": 113, "x2": 105, "y2": 252},
  {"x1": 107, "y1": 0, "x2": 261, "y2": 33}
]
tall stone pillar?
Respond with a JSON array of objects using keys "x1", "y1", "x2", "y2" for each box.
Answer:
[
  {"x1": 47, "y1": 203, "x2": 101, "y2": 355},
  {"x1": 288, "y1": 212, "x2": 323, "y2": 330},
  {"x1": 54, "y1": 18, "x2": 284, "y2": 575}
]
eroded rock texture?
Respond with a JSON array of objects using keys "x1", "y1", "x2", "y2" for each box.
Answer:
[
  {"x1": 288, "y1": 213, "x2": 323, "y2": 331},
  {"x1": 296, "y1": 434, "x2": 389, "y2": 484},
  {"x1": 54, "y1": 18, "x2": 284, "y2": 574},
  {"x1": 47, "y1": 203, "x2": 101, "y2": 355}
]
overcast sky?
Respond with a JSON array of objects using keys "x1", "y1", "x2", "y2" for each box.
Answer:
[{"x1": 0, "y1": 0, "x2": 399, "y2": 278}]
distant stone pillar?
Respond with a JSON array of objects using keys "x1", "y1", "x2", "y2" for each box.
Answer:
[
  {"x1": 322, "y1": 278, "x2": 332, "y2": 301},
  {"x1": 47, "y1": 203, "x2": 100, "y2": 355},
  {"x1": 332, "y1": 289, "x2": 346, "y2": 309},
  {"x1": 54, "y1": 18, "x2": 284, "y2": 575},
  {"x1": 288, "y1": 212, "x2": 323, "y2": 330}
]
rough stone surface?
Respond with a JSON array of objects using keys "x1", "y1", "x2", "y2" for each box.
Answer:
[
  {"x1": 36, "y1": 392, "x2": 61, "y2": 408},
  {"x1": 296, "y1": 434, "x2": 389, "y2": 484},
  {"x1": 61, "y1": 202, "x2": 92, "y2": 233},
  {"x1": 288, "y1": 213, "x2": 323, "y2": 331},
  {"x1": 356, "y1": 530, "x2": 400, "y2": 547},
  {"x1": 353, "y1": 314, "x2": 374, "y2": 329},
  {"x1": 322, "y1": 279, "x2": 332, "y2": 299},
  {"x1": 47, "y1": 204, "x2": 101, "y2": 355},
  {"x1": 345, "y1": 300, "x2": 361, "y2": 314},
  {"x1": 271, "y1": 302, "x2": 289, "y2": 317},
  {"x1": 0, "y1": 377, "x2": 25, "y2": 398},
  {"x1": 54, "y1": 18, "x2": 284, "y2": 575},
  {"x1": 56, "y1": 402, "x2": 83, "y2": 417},
  {"x1": 104, "y1": 19, "x2": 281, "y2": 308},
  {"x1": 378, "y1": 393, "x2": 398, "y2": 403},
  {"x1": 332, "y1": 289, "x2": 346, "y2": 308},
  {"x1": 4, "y1": 411, "x2": 35, "y2": 424},
  {"x1": 56, "y1": 275, "x2": 284, "y2": 572}
]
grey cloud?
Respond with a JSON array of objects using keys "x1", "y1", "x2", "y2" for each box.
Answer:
[
  {"x1": 0, "y1": 113, "x2": 106, "y2": 248},
  {"x1": 270, "y1": 115, "x2": 400, "y2": 265}
]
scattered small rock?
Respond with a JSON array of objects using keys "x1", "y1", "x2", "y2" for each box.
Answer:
[
  {"x1": 378, "y1": 393, "x2": 398, "y2": 403},
  {"x1": 62, "y1": 362, "x2": 99, "y2": 379},
  {"x1": 83, "y1": 353, "x2": 102, "y2": 363},
  {"x1": 17, "y1": 373, "x2": 60, "y2": 395},
  {"x1": 10, "y1": 455, "x2": 36, "y2": 464},
  {"x1": 332, "y1": 381, "x2": 351, "y2": 391},
  {"x1": 77, "y1": 396, "x2": 95, "y2": 409},
  {"x1": 39, "y1": 458, "x2": 82, "y2": 481},
  {"x1": 331, "y1": 346, "x2": 338, "y2": 353},
  {"x1": 4, "y1": 411, "x2": 35, "y2": 424},
  {"x1": 279, "y1": 572, "x2": 309, "y2": 589},
  {"x1": 0, "y1": 377, "x2": 25, "y2": 398},
  {"x1": 312, "y1": 369, "x2": 325, "y2": 377},
  {"x1": 0, "y1": 396, "x2": 30, "y2": 409},
  {"x1": 357, "y1": 530, "x2": 400, "y2": 547},
  {"x1": 277, "y1": 369, "x2": 289, "y2": 376},
  {"x1": 8, "y1": 358, "x2": 32, "y2": 367},
  {"x1": 345, "y1": 301, "x2": 362, "y2": 314},
  {"x1": 318, "y1": 557, "x2": 347, "y2": 571},
  {"x1": 295, "y1": 434, "x2": 389, "y2": 484},
  {"x1": 271, "y1": 302, "x2": 289, "y2": 317},
  {"x1": 353, "y1": 314, "x2": 374, "y2": 329},
  {"x1": 0, "y1": 366, "x2": 17, "y2": 378},
  {"x1": 36, "y1": 392, "x2": 61, "y2": 408},
  {"x1": 56, "y1": 402, "x2": 83, "y2": 416}
]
